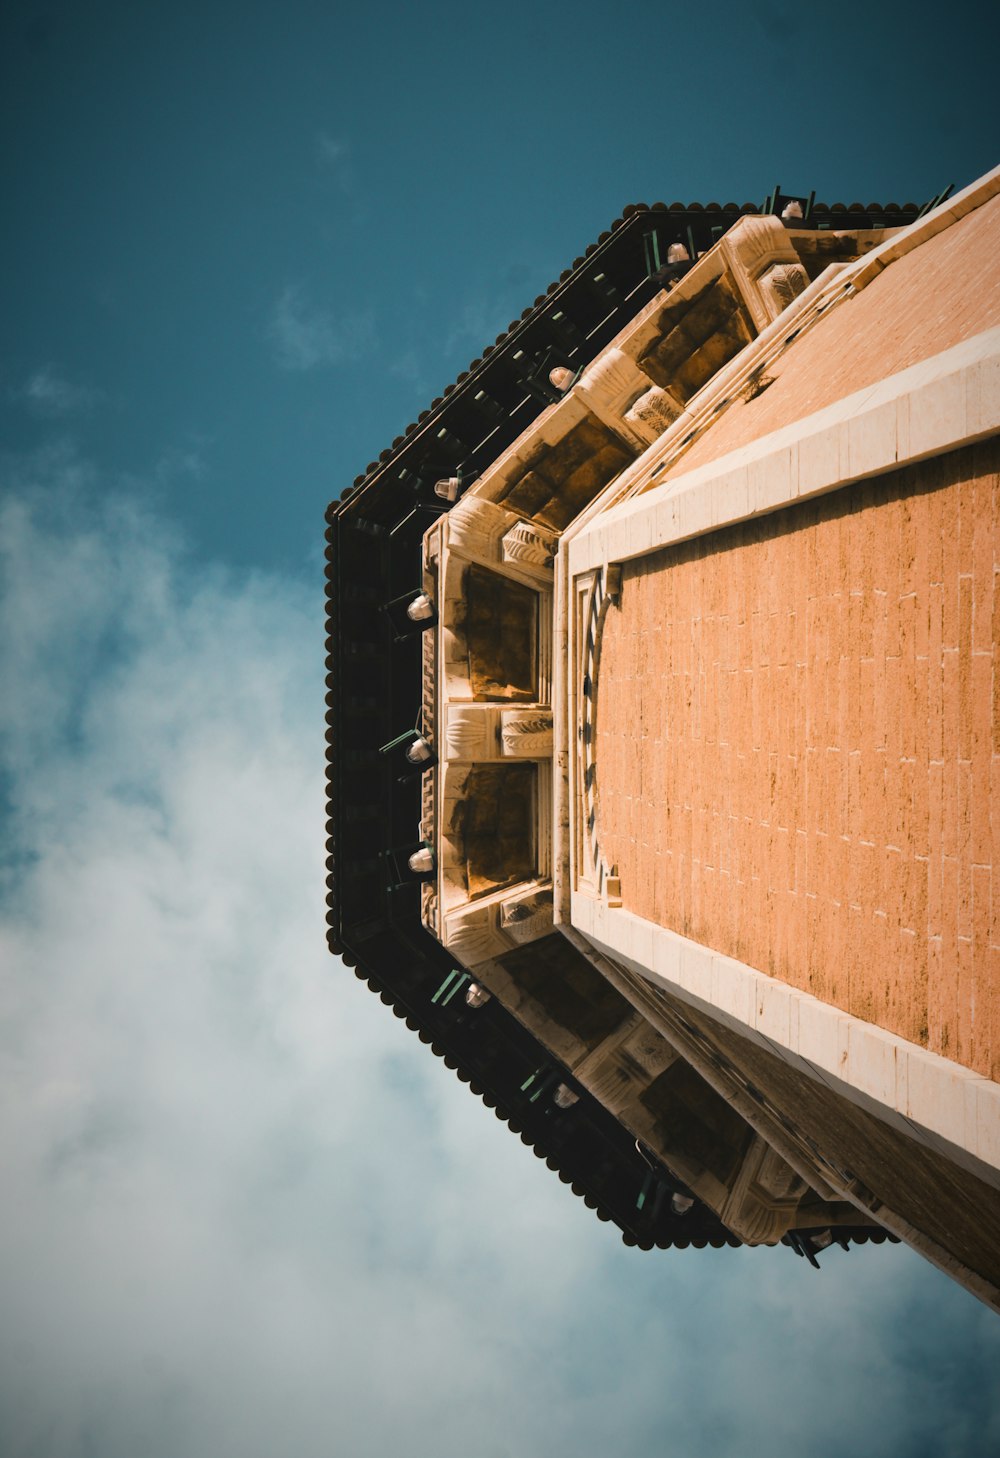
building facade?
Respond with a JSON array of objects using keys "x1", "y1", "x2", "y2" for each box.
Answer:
[{"x1": 326, "y1": 171, "x2": 1000, "y2": 1306}]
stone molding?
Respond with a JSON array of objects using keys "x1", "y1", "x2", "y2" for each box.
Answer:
[
  {"x1": 565, "y1": 935, "x2": 1000, "y2": 1311},
  {"x1": 571, "y1": 892, "x2": 1000, "y2": 1191},
  {"x1": 549, "y1": 928, "x2": 868, "y2": 1244},
  {"x1": 574, "y1": 346, "x2": 659, "y2": 451},
  {"x1": 446, "y1": 496, "x2": 554, "y2": 586},
  {"x1": 567, "y1": 326, "x2": 1000, "y2": 579},
  {"x1": 849, "y1": 161, "x2": 1000, "y2": 292},
  {"x1": 443, "y1": 879, "x2": 555, "y2": 967}
]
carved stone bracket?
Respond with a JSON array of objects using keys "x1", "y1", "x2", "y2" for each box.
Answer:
[
  {"x1": 443, "y1": 882, "x2": 555, "y2": 966},
  {"x1": 758, "y1": 262, "x2": 810, "y2": 319},
  {"x1": 623, "y1": 384, "x2": 683, "y2": 443},
  {"x1": 574, "y1": 346, "x2": 657, "y2": 452},
  {"x1": 444, "y1": 704, "x2": 552, "y2": 761},
  {"x1": 719, "y1": 1133, "x2": 810, "y2": 1244},
  {"x1": 445, "y1": 704, "x2": 496, "y2": 760},
  {"x1": 443, "y1": 903, "x2": 508, "y2": 967},
  {"x1": 448, "y1": 496, "x2": 554, "y2": 585},
  {"x1": 570, "y1": 1017, "x2": 678, "y2": 1110},
  {"x1": 499, "y1": 885, "x2": 554, "y2": 942},
  {"x1": 720, "y1": 213, "x2": 810, "y2": 332},
  {"x1": 500, "y1": 709, "x2": 553, "y2": 757},
  {"x1": 448, "y1": 497, "x2": 521, "y2": 563},
  {"x1": 501, "y1": 519, "x2": 557, "y2": 571}
]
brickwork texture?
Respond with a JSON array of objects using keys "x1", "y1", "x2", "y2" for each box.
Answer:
[{"x1": 596, "y1": 438, "x2": 1000, "y2": 1079}]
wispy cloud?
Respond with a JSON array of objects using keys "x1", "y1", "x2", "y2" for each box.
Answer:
[
  {"x1": 440, "y1": 271, "x2": 544, "y2": 363},
  {"x1": 388, "y1": 347, "x2": 431, "y2": 399},
  {"x1": 317, "y1": 133, "x2": 355, "y2": 198},
  {"x1": 1, "y1": 452, "x2": 998, "y2": 1458},
  {"x1": 266, "y1": 285, "x2": 375, "y2": 372},
  {"x1": 316, "y1": 132, "x2": 369, "y2": 224},
  {"x1": 443, "y1": 296, "x2": 511, "y2": 358},
  {"x1": 14, "y1": 366, "x2": 105, "y2": 417},
  {"x1": 317, "y1": 133, "x2": 349, "y2": 169}
]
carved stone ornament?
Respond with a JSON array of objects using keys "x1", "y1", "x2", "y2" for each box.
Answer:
[
  {"x1": 577, "y1": 347, "x2": 641, "y2": 412},
  {"x1": 500, "y1": 709, "x2": 553, "y2": 757},
  {"x1": 720, "y1": 213, "x2": 809, "y2": 332},
  {"x1": 420, "y1": 882, "x2": 439, "y2": 935},
  {"x1": 499, "y1": 886, "x2": 554, "y2": 943},
  {"x1": 623, "y1": 384, "x2": 682, "y2": 443},
  {"x1": 719, "y1": 1133, "x2": 809, "y2": 1244},
  {"x1": 574, "y1": 347, "x2": 651, "y2": 450},
  {"x1": 501, "y1": 519, "x2": 556, "y2": 572},
  {"x1": 445, "y1": 704, "x2": 496, "y2": 760},
  {"x1": 443, "y1": 903, "x2": 507, "y2": 967},
  {"x1": 446, "y1": 497, "x2": 517, "y2": 564},
  {"x1": 759, "y1": 261, "x2": 809, "y2": 318}
]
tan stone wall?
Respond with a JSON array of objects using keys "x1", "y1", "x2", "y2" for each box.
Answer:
[{"x1": 596, "y1": 439, "x2": 1000, "y2": 1079}]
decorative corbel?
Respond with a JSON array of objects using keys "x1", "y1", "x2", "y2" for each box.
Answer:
[
  {"x1": 501, "y1": 519, "x2": 557, "y2": 575},
  {"x1": 498, "y1": 885, "x2": 554, "y2": 944},
  {"x1": 574, "y1": 347, "x2": 654, "y2": 452},
  {"x1": 442, "y1": 903, "x2": 508, "y2": 968},
  {"x1": 500, "y1": 709, "x2": 553, "y2": 758},
  {"x1": 720, "y1": 214, "x2": 810, "y2": 332}
]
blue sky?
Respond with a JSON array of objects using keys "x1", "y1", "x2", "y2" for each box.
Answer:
[{"x1": 1, "y1": 2, "x2": 999, "y2": 1454}]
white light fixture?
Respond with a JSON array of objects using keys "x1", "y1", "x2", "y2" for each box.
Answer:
[
  {"x1": 671, "y1": 1193, "x2": 694, "y2": 1215},
  {"x1": 405, "y1": 736, "x2": 433, "y2": 764},
  {"x1": 434, "y1": 476, "x2": 461, "y2": 502},
  {"x1": 666, "y1": 242, "x2": 690, "y2": 263},
  {"x1": 406, "y1": 592, "x2": 434, "y2": 622},
  {"x1": 553, "y1": 1083, "x2": 579, "y2": 1109},
  {"x1": 408, "y1": 847, "x2": 434, "y2": 874},
  {"x1": 465, "y1": 982, "x2": 491, "y2": 1008},
  {"x1": 548, "y1": 366, "x2": 575, "y2": 394},
  {"x1": 781, "y1": 199, "x2": 804, "y2": 220}
]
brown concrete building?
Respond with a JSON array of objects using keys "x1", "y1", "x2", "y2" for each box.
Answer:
[{"x1": 326, "y1": 170, "x2": 1000, "y2": 1308}]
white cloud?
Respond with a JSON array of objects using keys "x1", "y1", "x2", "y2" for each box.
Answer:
[
  {"x1": 0, "y1": 450, "x2": 998, "y2": 1458},
  {"x1": 15, "y1": 366, "x2": 105, "y2": 416},
  {"x1": 266, "y1": 286, "x2": 375, "y2": 372}
]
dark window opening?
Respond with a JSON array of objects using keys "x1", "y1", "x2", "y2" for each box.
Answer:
[
  {"x1": 462, "y1": 564, "x2": 538, "y2": 702},
  {"x1": 452, "y1": 762, "x2": 536, "y2": 898}
]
